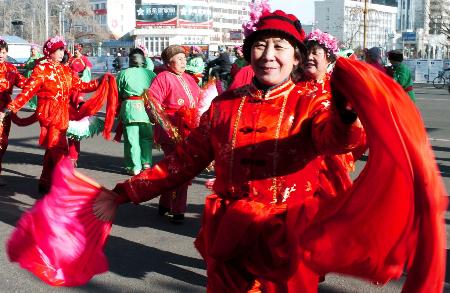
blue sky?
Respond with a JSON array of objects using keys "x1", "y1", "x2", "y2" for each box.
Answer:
[{"x1": 270, "y1": 0, "x2": 316, "y2": 25}]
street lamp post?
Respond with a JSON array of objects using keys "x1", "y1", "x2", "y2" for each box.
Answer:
[
  {"x1": 363, "y1": 0, "x2": 368, "y2": 48},
  {"x1": 45, "y1": 0, "x2": 49, "y2": 39}
]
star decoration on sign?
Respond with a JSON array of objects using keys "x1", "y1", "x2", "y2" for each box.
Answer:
[{"x1": 137, "y1": 8, "x2": 144, "y2": 16}]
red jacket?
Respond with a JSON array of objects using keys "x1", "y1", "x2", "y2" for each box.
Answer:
[
  {"x1": 7, "y1": 60, "x2": 98, "y2": 145},
  {"x1": 116, "y1": 79, "x2": 365, "y2": 204},
  {"x1": 0, "y1": 62, "x2": 27, "y2": 111}
]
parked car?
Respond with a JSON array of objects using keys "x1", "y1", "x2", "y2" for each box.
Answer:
[{"x1": 7, "y1": 56, "x2": 27, "y2": 75}]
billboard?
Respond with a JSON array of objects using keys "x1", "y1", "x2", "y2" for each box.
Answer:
[
  {"x1": 136, "y1": 4, "x2": 178, "y2": 27},
  {"x1": 136, "y1": 4, "x2": 212, "y2": 29},
  {"x1": 229, "y1": 30, "x2": 243, "y2": 41},
  {"x1": 402, "y1": 32, "x2": 416, "y2": 42}
]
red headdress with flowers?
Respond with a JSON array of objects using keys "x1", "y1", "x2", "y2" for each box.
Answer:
[
  {"x1": 43, "y1": 35, "x2": 66, "y2": 57},
  {"x1": 242, "y1": 4, "x2": 307, "y2": 62},
  {"x1": 74, "y1": 43, "x2": 83, "y2": 52},
  {"x1": 306, "y1": 29, "x2": 339, "y2": 56}
]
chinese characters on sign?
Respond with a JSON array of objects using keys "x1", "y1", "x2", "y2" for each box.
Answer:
[{"x1": 136, "y1": 4, "x2": 213, "y2": 29}]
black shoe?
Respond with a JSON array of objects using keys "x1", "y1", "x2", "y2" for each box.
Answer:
[
  {"x1": 158, "y1": 205, "x2": 170, "y2": 216},
  {"x1": 170, "y1": 214, "x2": 185, "y2": 224}
]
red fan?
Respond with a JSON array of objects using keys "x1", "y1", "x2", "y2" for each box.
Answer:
[{"x1": 7, "y1": 158, "x2": 114, "y2": 286}]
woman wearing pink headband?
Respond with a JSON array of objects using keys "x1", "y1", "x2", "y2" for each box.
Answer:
[{"x1": 0, "y1": 36, "x2": 103, "y2": 193}]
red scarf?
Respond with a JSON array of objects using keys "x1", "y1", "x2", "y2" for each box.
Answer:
[{"x1": 297, "y1": 58, "x2": 447, "y2": 292}]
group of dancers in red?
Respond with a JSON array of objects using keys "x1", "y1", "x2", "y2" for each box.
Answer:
[{"x1": 0, "y1": 3, "x2": 447, "y2": 293}]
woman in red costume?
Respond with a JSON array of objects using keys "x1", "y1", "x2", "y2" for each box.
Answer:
[
  {"x1": 93, "y1": 9, "x2": 366, "y2": 291},
  {"x1": 0, "y1": 39, "x2": 27, "y2": 186},
  {"x1": 67, "y1": 43, "x2": 94, "y2": 167},
  {"x1": 148, "y1": 44, "x2": 200, "y2": 224},
  {"x1": 0, "y1": 36, "x2": 100, "y2": 194},
  {"x1": 302, "y1": 29, "x2": 340, "y2": 93}
]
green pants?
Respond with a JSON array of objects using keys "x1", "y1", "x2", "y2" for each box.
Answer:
[{"x1": 123, "y1": 122, "x2": 153, "y2": 173}]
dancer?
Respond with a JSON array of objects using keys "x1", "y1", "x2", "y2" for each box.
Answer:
[
  {"x1": 387, "y1": 49, "x2": 415, "y2": 102},
  {"x1": 0, "y1": 39, "x2": 27, "y2": 186},
  {"x1": 24, "y1": 44, "x2": 43, "y2": 110},
  {"x1": 67, "y1": 44, "x2": 95, "y2": 167},
  {"x1": 145, "y1": 44, "x2": 200, "y2": 223},
  {"x1": 136, "y1": 43, "x2": 154, "y2": 72},
  {"x1": 0, "y1": 36, "x2": 102, "y2": 194},
  {"x1": 364, "y1": 46, "x2": 386, "y2": 73},
  {"x1": 302, "y1": 29, "x2": 339, "y2": 91},
  {"x1": 94, "y1": 9, "x2": 366, "y2": 291},
  {"x1": 186, "y1": 45, "x2": 205, "y2": 85},
  {"x1": 116, "y1": 48, "x2": 156, "y2": 175},
  {"x1": 230, "y1": 45, "x2": 247, "y2": 79}
]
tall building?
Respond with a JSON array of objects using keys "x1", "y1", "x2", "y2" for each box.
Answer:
[
  {"x1": 88, "y1": 0, "x2": 250, "y2": 56},
  {"x1": 315, "y1": 0, "x2": 397, "y2": 50},
  {"x1": 395, "y1": 0, "x2": 449, "y2": 58},
  {"x1": 427, "y1": 0, "x2": 449, "y2": 58}
]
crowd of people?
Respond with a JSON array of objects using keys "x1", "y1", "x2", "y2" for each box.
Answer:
[{"x1": 0, "y1": 2, "x2": 447, "y2": 292}]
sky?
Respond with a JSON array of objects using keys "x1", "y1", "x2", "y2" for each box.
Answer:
[{"x1": 269, "y1": 0, "x2": 316, "y2": 25}]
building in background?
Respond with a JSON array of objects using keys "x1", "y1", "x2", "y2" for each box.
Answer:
[
  {"x1": 88, "y1": 0, "x2": 249, "y2": 57},
  {"x1": 315, "y1": 0, "x2": 397, "y2": 50}
]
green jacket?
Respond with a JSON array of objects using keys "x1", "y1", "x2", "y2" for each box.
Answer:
[
  {"x1": 117, "y1": 67, "x2": 156, "y2": 123},
  {"x1": 393, "y1": 63, "x2": 415, "y2": 102},
  {"x1": 145, "y1": 56, "x2": 154, "y2": 72},
  {"x1": 24, "y1": 53, "x2": 43, "y2": 78}
]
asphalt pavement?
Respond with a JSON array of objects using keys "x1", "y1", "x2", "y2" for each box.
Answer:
[{"x1": 0, "y1": 86, "x2": 449, "y2": 292}]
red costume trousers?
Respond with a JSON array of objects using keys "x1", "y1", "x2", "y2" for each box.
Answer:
[
  {"x1": 39, "y1": 125, "x2": 69, "y2": 189},
  {"x1": 195, "y1": 195, "x2": 319, "y2": 293},
  {"x1": 0, "y1": 115, "x2": 11, "y2": 174},
  {"x1": 68, "y1": 138, "x2": 80, "y2": 161},
  {"x1": 158, "y1": 141, "x2": 189, "y2": 215}
]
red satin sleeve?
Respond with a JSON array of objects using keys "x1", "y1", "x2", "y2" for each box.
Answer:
[
  {"x1": 14, "y1": 69, "x2": 28, "y2": 89},
  {"x1": 7, "y1": 68, "x2": 44, "y2": 113},
  {"x1": 71, "y1": 71, "x2": 98, "y2": 93},
  {"x1": 310, "y1": 93, "x2": 366, "y2": 155},
  {"x1": 113, "y1": 108, "x2": 215, "y2": 203}
]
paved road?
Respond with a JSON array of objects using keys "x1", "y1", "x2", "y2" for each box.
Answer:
[{"x1": 0, "y1": 86, "x2": 449, "y2": 292}]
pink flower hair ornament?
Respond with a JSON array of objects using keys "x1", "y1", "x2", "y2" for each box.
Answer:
[
  {"x1": 242, "y1": 0, "x2": 271, "y2": 37},
  {"x1": 136, "y1": 43, "x2": 148, "y2": 56},
  {"x1": 306, "y1": 29, "x2": 339, "y2": 56}
]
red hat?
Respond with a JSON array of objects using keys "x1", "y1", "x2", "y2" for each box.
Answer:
[
  {"x1": 43, "y1": 36, "x2": 66, "y2": 57},
  {"x1": 243, "y1": 10, "x2": 306, "y2": 62},
  {"x1": 74, "y1": 43, "x2": 83, "y2": 52}
]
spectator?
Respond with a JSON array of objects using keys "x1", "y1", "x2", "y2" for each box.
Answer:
[
  {"x1": 364, "y1": 47, "x2": 386, "y2": 73},
  {"x1": 387, "y1": 49, "x2": 415, "y2": 102}
]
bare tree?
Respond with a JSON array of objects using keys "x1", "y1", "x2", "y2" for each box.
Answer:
[
  {"x1": 341, "y1": 6, "x2": 364, "y2": 49},
  {"x1": 0, "y1": 0, "x2": 108, "y2": 46}
]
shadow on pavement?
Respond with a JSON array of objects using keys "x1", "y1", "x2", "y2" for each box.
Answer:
[
  {"x1": 105, "y1": 235, "x2": 206, "y2": 286},
  {"x1": 114, "y1": 201, "x2": 204, "y2": 239},
  {"x1": 77, "y1": 150, "x2": 165, "y2": 175},
  {"x1": 3, "y1": 149, "x2": 43, "y2": 167},
  {"x1": 0, "y1": 193, "x2": 30, "y2": 227},
  {"x1": 426, "y1": 127, "x2": 441, "y2": 133}
]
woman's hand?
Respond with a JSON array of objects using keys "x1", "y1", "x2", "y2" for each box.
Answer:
[{"x1": 93, "y1": 188, "x2": 119, "y2": 222}]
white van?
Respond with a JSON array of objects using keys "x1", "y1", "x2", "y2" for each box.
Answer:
[{"x1": 2, "y1": 35, "x2": 31, "y2": 63}]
